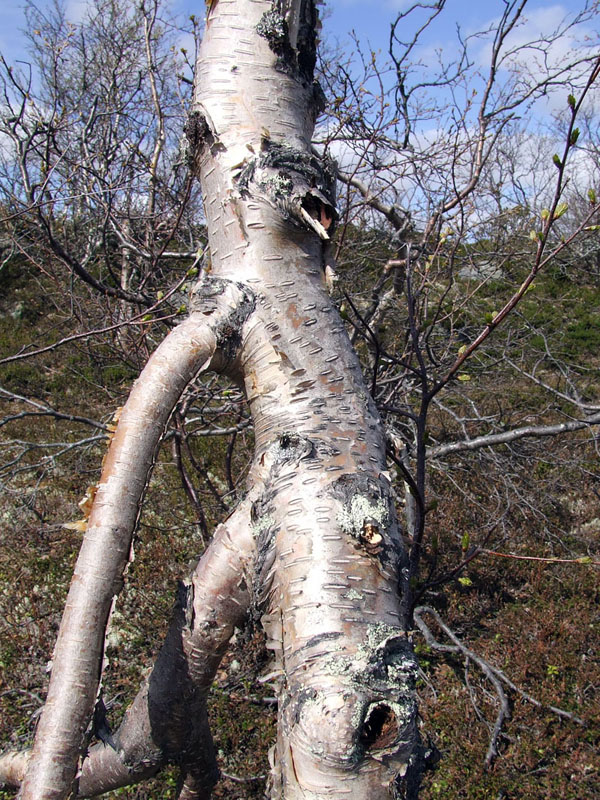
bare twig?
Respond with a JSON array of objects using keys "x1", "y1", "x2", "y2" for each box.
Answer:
[{"x1": 414, "y1": 605, "x2": 585, "y2": 767}]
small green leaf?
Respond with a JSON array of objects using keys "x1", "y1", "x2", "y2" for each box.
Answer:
[
  {"x1": 553, "y1": 201, "x2": 568, "y2": 219},
  {"x1": 567, "y1": 94, "x2": 576, "y2": 109},
  {"x1": 177, "y1": 304, "x2": 187, "y2": 314},
  {"x1": 570, "y1": 128, "x2": 580, "y2": 145},
  {"x1": 552, "y1": 153, "x2": 562, "y2": 168},
  {"x1": 576, "y1": 556, "x2": 592, "y2": 564},
  {"x1": 457, "y1": 373, "x2": 471, "y2": 381},
  {"x1": 141, "y1": 314, "x2": 153, "y2": 322},
  {"x1": 588, "y1": 188, "x2": 597, "y2": 204},
  {"x1": 529, "y1": 229, "x2": 543, "y2": 242},
  {"x1": 156, "y1": 290, "x2": 164, "y2": 300},
  {"x1": 461, "y1": 532, "x2": 470, "y2": 551},
  {"x1": 540, "y1": 208, "x2": 550, "y2": 221},
  {"x1": 458, "y1": 576, "x2": 472, "y2": 587},
  {"x1": 584, "y1": 225, "x2": 600, "y2": 232},
  {"x1": 484, "y1": 311, "x2": 494, "y2": 324},
  {"x1": 186, "y1": 267, "x2": 199, "y2": 277},
  {"x1": 458, "y1": 344, "x2": 467, "y2": 355}
]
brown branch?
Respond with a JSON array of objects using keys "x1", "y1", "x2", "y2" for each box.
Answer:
[
  {"x1": 481, "y1": 549, "x2": 600, "y2": 567},
  {"x1": 433, "y1": 56, "x2": 600, "y2": 395},
  {"x1": 414, "y1": 606, "x2": 585, "y2": 768}
]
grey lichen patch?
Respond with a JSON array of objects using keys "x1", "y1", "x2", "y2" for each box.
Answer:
[
  {"x1": 256, "y1": 9, "x2": 297, "y2": 77},
  {"x1": 251, "y1": 513, "x2": 275, "y2": 539},
  {"x1": 272, "y1": 431, "x2": 314, "y2": 465},
  {"x1": 256, "y1": 10, "x2": 289, "y2": 49},
  {"x1": 337, "y1": 493, "x2": 388, "y2": 540},
  {"x1": 256, "y1": 5, "x2": 318, "y2": 85},
  {"x1": 387, "y1": 654, "x2": 419, "y2": 686},
  {"x1": 321, "y1": 654, "x2": 353, "y2": 678},
  {"x1": 343, "y1": 588, "x2": 364, "y2": 601},
  {"x1": 330, "y1": 472, "x2": 405, "y2": 566},
  {"x1": 319, "y1": 623, "x2": 417, "y2": 696},
  {"x1": 361, "y1": 622, "x2": 403, "y2": 653},
  {"x1": 259, "y1": 171, "x2": 293, "y2": 198}
]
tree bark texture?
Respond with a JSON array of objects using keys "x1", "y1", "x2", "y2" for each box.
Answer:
[
  {"x1": 189, "y1": 1, "x2": 421, "y2": 796},
  {"x1": 12, "y1": 1, "x2": 422, "y2": 798}
]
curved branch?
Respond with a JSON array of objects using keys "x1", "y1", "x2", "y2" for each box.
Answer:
[
  {"x1": 16, "y1": 286, "x2": 244, "y2": 800},
  {"x1": 414, "y1": 605, "x2": 584, "y2": 769},
  {"x1": 0, "y1": 387, "x2": 109, "y2": 433},
  {"x1": 335, "y1": 168, "x2": 410, "y2": 232}
]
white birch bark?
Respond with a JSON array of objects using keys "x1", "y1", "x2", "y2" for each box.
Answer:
[{"x1": 189, "y1": 1, "x2": 421, "y2": 796}]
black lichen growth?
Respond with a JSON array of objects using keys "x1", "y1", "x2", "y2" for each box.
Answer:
[
  {"x1": 184, "y1": 111, "x2": 210, "y2": 166},
  {"x1": 257, "y1": 1, "x2": 319, "y2": 84},
  {"x1": 294, "y1": 0, "x2": 319, "y2": 82},
  {"x1": 234, "y1": 140, "x2": 337, "y2": 239},
  {"x1": 190, "y1": 276, "x2": 256, "y2": 362},
  {"x1": 183, "y1": 110, "x2": 224, "y2": 166},
  {"x1": 256, "y1": 10, "x2": 295, "y2": 74},
  {"x1": 260, "y1": 140, "x2": 335, "y2": 203}
]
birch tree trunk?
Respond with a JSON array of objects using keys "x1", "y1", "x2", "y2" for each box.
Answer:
[
  {"x1": 10, "y1": 1, "x2": 422, "y2": 798},
  {"x1": 187, "y1": 1, "x2": 421, "y2": 796}
]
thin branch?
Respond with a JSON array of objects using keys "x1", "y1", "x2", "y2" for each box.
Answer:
[
  {"x1": 481, "y1": 549, "x2": 600, "y2": 567},
  {"x1": 426, "y1": 413, "x2": 600, "y2": 459}
]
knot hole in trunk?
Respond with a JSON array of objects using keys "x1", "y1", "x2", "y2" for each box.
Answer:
[{"x1": 360, "y1": 703, "x2": 398, "y2": 751}]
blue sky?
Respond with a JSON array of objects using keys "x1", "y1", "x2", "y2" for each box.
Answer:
[
  {"x1": 0, "y1": 0, "x2": 593, "y2": 68},
  {"x1": 323, "y1": 0, "x2": 490, "y2": 51}
]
